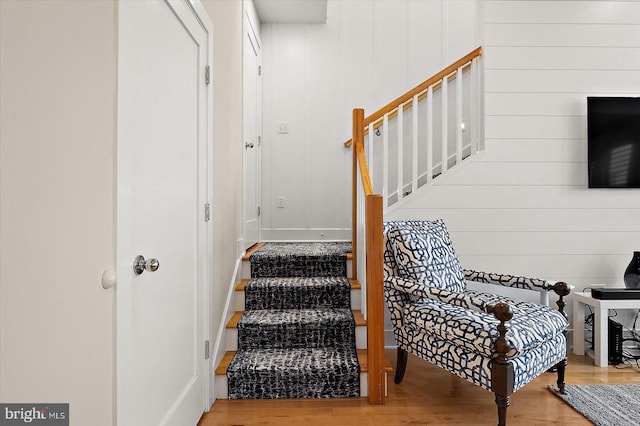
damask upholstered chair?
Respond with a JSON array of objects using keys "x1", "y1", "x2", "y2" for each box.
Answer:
[{"x1": 384, "y1": 220, "x2": 570, "y2": 426}]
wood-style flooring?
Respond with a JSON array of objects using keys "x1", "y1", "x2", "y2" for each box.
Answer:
[{"x1": 198, "y1": 350, "x2": 640, "y2": 425}]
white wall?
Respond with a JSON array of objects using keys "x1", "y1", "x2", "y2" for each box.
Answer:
[
  {"x1": 260, "y1": 0, "x2": 479, "y2": 240},
  {"x1": 389, "y1": 1, "x2": 640, "y2": 299},
  {"x1": 0, "y1": 1, "x2": 115, "y2": 424},
  {"x1": 1, "y1": 0, "x2": 244, "y2": 422}
]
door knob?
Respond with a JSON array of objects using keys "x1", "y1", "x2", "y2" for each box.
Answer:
[
  {"x1": 245, "y1": 142, "x2": 254, "y2": 149},
  {"x1": 133, "y1": 255, "x2": 160, "y2": 275}
]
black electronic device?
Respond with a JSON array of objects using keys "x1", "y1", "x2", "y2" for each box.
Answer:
[
  {"x1": 589, "y1": 318, "x2": 624, "y2": 364},
  {"x1": 591, "y1": 288, "x2": 640, "y2": 300},
  {"x1": 608, "y1": 319, "x2": 624, "y2": 364},
  {"x1": 587, "y1": 97, "x2": 640, "y2": 188}
]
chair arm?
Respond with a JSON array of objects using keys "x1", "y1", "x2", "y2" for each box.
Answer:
[
  {"x1": 464, "y1": 269, "x2": 551, "y2": 293},
  {"x1": 385, "y1": 276, "x2": 490, "y2": 315},
  {"x1": 465, "y1": 269, "x2": 571, "y2": 319},
  {"x1": 384, "y1": 276, "x2": 431, "y2": 303}
]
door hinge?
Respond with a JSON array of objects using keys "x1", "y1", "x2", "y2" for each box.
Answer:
[
  {"x1": 204, "y1": 340, "x2": 210, "y2": 360},
  {"x1": 257, "y1": 206, "x2": 261, "y2": 217},
  {"x1": 258, "y1": 65, "x2": 261, "y2": 76},
  {"x1": 205, "y1": 66, "x2": 211, "y2": 85},
  {"x1": 205, "y1": 203, "x2": 211, "y2": 222},
  {"x1": 258, "y1": 135, "x2": 261, "y2": 146}
]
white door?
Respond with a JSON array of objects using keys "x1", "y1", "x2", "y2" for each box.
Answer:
[
  {"x1": 116, "y1": 1, "x2": 212, "y2": 425},
  {"x1": 243, "y1": 12, "x2": 261, "y2": 249}
]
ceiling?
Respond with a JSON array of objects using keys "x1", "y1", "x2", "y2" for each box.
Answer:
[{"x1": 253, "y1": 0, "x2": 328, "y2": 23}]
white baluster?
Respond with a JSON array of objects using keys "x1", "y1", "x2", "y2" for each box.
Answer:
[
  {"x1": 426, "y1": 85, "x2": 433, "y2": 185},
  {"x1": 397, "y1": 104, "x2": 404, "y2": 203},
  {"x1": 478, "y1": 56, "x2": 485, "y2": 152},
  {"x1": 470, "y1": 57, "x2": 477, "y2": 154},
  {"x1": 382, "y1": 113, "x2": 389, "y2": 208},
  {"x1": 441, "y1": 77, "x2": 448, "y2": 175},
  {"x1": 356, "y1": 169, "x2": 366, "y2": 315},
  {"x1": 412, "y1": 94, "x2": 419, "y2": 194},
  {"x1": 367, "y1": 122, "x2": 374, "y2": 187},
  {"x1": 456, "y1": 66, "x2": 463, "y2": 165}
]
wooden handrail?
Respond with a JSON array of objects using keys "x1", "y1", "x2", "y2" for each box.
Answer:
[
  {"x1": 356, "y1": 141, "x2": 374, "y2": 196},
  {"x1": 344, "y1": 47, "x2": 482, "y2": 147}
]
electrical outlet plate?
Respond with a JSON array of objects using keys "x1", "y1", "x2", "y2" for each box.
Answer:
[{"x1": 277, "y1": 123, "x2": 289, "y2": 134}]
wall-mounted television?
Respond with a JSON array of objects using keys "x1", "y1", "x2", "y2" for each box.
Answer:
[{"x1": 588, "y1": 97, "x2": 640, "y2": 188}]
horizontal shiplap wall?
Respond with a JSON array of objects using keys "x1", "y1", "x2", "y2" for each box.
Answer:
[{"x1": 389, "y1": 1, "x2": 640, "y2": 296}]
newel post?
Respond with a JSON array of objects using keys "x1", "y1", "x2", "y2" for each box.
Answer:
[{"x1": 366, "y1": 193, "x2": 384, "y2": 404}]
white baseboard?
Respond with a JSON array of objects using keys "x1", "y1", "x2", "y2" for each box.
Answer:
[{"x1": 260, "y1": 228, "x2": 351, "y2": 241}]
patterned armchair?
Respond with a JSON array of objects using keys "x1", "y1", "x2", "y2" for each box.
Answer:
[{"x1": 384, "y1": 220, "x2": 570, "y2": 426}]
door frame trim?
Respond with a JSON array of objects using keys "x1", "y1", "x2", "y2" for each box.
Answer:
[
  {"x1": 242, "y1": 1, "x2": 262, "y2": 251},
  {"x1": 187, "y1": 0, "x2": 214, "y2": 408}
]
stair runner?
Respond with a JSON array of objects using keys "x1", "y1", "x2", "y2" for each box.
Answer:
[{"x1": 226, "y1": 242, "x2": 360, "y2": 399}]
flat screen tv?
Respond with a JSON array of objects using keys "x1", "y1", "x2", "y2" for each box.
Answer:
[{"x1": 588, "y1": 97, "x2": 640, "y2": 188}]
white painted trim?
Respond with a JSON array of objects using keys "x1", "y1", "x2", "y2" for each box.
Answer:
[
  {"x1": 187, "y1": 0, "x2": 215, "y2": 409},
  {"x1": 260, "y1": 228, "x2": 351, "y2": 241},
  {"x1": 211, "y1": 257, "x2": 242, "y2": 402}
]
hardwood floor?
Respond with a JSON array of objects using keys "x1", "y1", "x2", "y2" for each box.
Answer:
[{"x1": 199, "y1": 349, "x2": 640, "y2": 425}]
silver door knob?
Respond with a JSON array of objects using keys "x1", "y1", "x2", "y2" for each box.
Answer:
[
  {"x1": 133, "y1": 255, "x2": 160, "y2": 275},
  {"x1": 245, "y1": 142, "x2": 254, "y2": 149}
]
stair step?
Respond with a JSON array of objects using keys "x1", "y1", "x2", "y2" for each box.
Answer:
[
  {"x1": 226, "y1": 347, "x2": 360, "y2": 399},
  {"x1": 216, "y1": 349, "x2": 391, "y2": 375},
  {"x1": 247, "y1": 241, "x2": 351, "y2": 278},
  {"x1": 214, "y1": 349, "x2": 392, "y2": 399},
  {"x1": 235, "y1": 277, "x2": 362, "y2": 310},
  {"x1": 227, "y1": 309, "x2": 365, "y2": 328},
  {"x1": 242, "y1": 242, "x2": 265, "y2": 261},
  {"x1": 242, "y1": 276, "x2": 352, "y2": 310},
  {"x1": 225, "y1": 310, "x2": 367, "y2": 350},
  {"x1": 235, "y1": 278, "x2": 361, "y2": 291},
  {"x1": 240, "y1": 308, "x2": 355, "y2": 350},
  {"x1": 241, "y1": 251, "x2": 353, "y2": 280}
]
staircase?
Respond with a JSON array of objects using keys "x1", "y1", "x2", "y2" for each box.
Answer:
[
  {"x1": 215, "y1": 242, "x2": 384, "y2": 399},
  {"x1": 214, "y1": 47, "x2": 484, "y2": 403}
]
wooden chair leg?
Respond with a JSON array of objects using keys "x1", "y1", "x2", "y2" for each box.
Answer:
[
  {"x1": 495, "y1": 394, "x2": 510, "y2": 426},
  {"x1": 556, "y1": 357, "x2": 567, "y2": 394},
  {"x1": 394, "y1": 347, "x2": 408, "y2": 384}
]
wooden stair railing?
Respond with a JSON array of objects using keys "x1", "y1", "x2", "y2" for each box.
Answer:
[
  {"x1": 349, "y1": 47, "x2": 484, "y2": 406},
  {"x1": 345, "y1": 46, "x2": 483, "y2": 148},
  {"x1": 352, "y1": 108, "x2": 385, "y2": 404}
]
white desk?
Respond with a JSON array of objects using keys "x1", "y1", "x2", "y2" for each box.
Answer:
[{"x1": 572, "y1": 291, "x2": 640, "y2": 367}]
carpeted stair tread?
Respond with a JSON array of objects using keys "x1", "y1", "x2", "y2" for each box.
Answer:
[
  {"x1": 244, "y1": 276, "x2": 351, "y2": 310},
  {"x1": 250, "y1": 242, "x2": 351, "y2": 278},
  {"x1": 237, "y1": 308, "x2": 355, "y2": 350},
  {"x1": 227, "y1": 241, "x2": 359, "y2": 400},
  {"x1": 226, "y1": 348, "x2": 360, "y2": 399}
]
